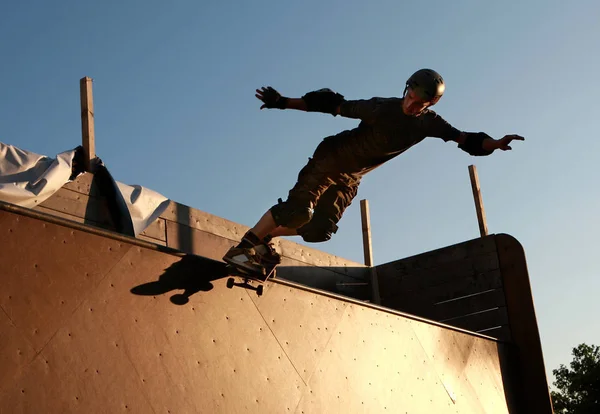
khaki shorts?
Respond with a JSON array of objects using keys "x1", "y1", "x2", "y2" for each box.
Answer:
[{"x1": 285, "y1": 140, "x2": 361, "y2": 235}]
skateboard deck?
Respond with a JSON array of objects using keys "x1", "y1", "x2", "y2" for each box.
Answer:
[{"x1": 225, "y1": 262, "x2": 277, "y2": 296}]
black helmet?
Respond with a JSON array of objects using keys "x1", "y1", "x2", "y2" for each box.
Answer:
[{"x1": 405, "y1": 69, "x2": 445, "y2": 102}]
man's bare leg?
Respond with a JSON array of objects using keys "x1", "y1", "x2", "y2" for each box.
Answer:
[
  {"x1": 270, "y1": 226, "x2": 298, "y2": 237},
  {"x1": 247, "y1": 210, "x2": 278, "y2": 240},
  {"x1": 247, "y1": 210, "x2": 299, "y2": 239}
]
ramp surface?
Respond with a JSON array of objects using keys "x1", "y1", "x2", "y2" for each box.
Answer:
[{"x1": 0, "y1": 207, "x2": 517, "y2": 413}]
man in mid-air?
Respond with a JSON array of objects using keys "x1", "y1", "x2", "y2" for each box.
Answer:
[{"x1": 223, "y1": 68, "x2": 524, "y2": 275}]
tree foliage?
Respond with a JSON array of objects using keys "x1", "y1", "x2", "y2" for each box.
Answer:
[{"x1": 551, "y1": 343, "x2": 600, "y2": 413}]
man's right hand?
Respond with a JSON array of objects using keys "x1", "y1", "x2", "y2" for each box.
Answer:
[{"x1": 256, "y1": 86, "x2": 288, "y2": 109}]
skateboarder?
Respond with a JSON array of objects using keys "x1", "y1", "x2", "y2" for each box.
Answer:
[{"x1": 223, "y1": 68, "x2": 524, "y2": 275}]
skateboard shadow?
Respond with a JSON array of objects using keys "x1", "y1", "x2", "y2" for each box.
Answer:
[{"x1": 130, "y1": 254, "x2": 229, "y2": 305}]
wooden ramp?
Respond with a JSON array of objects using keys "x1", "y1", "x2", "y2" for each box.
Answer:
[{"x1": 0, "y1": 203, "x2": 528, "y2": 413}]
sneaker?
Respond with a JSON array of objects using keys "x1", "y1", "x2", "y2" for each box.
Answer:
[
  {"x1": 223, "y1": 246, "x2": 265, "y2": 275},
  {"x1": 254, "y1": 242, "x2": 281, "y2": 266}
]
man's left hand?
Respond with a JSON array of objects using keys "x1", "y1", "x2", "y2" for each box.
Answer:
[{"x1": 495, "y1": 134, "x2": 525, "y2": 151}]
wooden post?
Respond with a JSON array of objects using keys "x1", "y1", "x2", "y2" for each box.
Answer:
[
  {"x1": 468, "y1": 165, "x2": 488, "y2": 237},
  {"x1": 80, "y1": 77, "x2": 96, "y2": 172},
  {"x1": 360, "y1": 199, "x2": 374, "y2": 266},
  {"x1": 360, "y1": 199, "x2": 381, "y2": 304}
]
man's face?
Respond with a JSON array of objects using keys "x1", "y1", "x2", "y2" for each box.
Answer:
[{"x1": 402, "y1": 87, "x2": 439, "y2": 116}]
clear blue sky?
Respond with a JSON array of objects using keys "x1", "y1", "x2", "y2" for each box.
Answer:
[{"x1": 2, "y1": 0, "x2": 599, "y2": 384}]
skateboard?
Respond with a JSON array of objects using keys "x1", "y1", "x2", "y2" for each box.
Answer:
[{"x1": 225, "y1": 262, "x2": 277, "y2": 296}]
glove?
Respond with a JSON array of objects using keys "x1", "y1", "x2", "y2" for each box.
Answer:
[{"x1": 256, "y1": 86, "x2": 288, "y2": 109}]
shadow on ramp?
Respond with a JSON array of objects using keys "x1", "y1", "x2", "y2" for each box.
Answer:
[{"x1": 130, "y1": 254, "x2": 229, "y2": 305}]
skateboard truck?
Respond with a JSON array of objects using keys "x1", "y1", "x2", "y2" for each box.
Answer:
[{"x1": 225, "y1": 263, "x2": 276, "y2": 296}]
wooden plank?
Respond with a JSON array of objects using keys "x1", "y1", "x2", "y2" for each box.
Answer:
[
  {"x1": 161, "y1": 201, "x2": 365, "y2": 270},
  {"x1": 137, "y1": 234, "x2": 166, "y2": 246},
  {"x1": 34, "y1": 205, "x2": 112, "y2": 231},
  {"x1": 439, "y1": 307, "x2": 509, "y2": 333},
  {"x1": 380, "y1": 270, "x2": 504, "y2": 315},
  {"x1": 377, "y1": 251, "x2": 500, "y2": 291},
  {"x1": 138, "y1": 218, "x2": 166, "y2": 241},
  {"x1": 477, "y1": 325, "x2": 512, "y2": 342},
  {"x1": 431, "y1": 288, "x2": 506, "y2": 320},
  {"x1": 62, "y1": 172, "x2": 94, "y2": 196},
  {"x1": 80, "y1": 77, "x2": 96, "y2": 172},
  {"x1": 38, "y1": 188, "x2": 114, "y2": 228},
  {"x1": 376, "y1": 234, "x2": 498, "y2": 274},
  {"x1": 165, "y1": 220, "x2": 369, "y2": 299},
  {"x1": 277, "y1": 258, "x2": 370, "y2": 301},
  {"x1": 495, "y1": 233, "x2": 554, "y2": 413},
  {"x1": 62, "y1": 175, "x2": 364, "y2": 270},
  {"x1": 160, "y1": 200, "x2": 250, "y2": 241},
  {"x1": 469, "y1": 165, "x2": 488, "y2": 237}
]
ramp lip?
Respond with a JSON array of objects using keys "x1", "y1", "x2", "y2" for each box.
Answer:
[
  {"x1": 0, "y1": 199, "x2": 182, "y2": 255},
  {"x1": 271, "y1": 277, "x2": 507, "y2": 343},
  {"x1": 1, "y1": 200, "x2": 506, "y2": 344}
]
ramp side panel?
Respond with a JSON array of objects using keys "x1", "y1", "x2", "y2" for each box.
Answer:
[
  {"x1": 375, "y1": 235, "x2": 510, "y2": 339},
  {"x1": 1, "y1": 207, "x2": 514, "y2": 413}
]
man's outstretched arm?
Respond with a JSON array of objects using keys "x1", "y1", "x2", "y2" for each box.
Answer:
[
  {"x1": 256, "y1": 86, "x2": 343, "y2": 116},
  {"x1": 423, "y1": 112, "x2": 524, "y2": 155},
  {"x1": 452, "y1": 131, "x2": 525, "y2": 155}
]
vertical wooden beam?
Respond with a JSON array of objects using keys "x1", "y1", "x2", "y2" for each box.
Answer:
[
  {"x1": 360, "y1": 199, "x2": 373, "y2": 266},
  {"x1": 469, "y1": 165, "x2": 488, "y2": 237},
  {"x1": 80, "y1": 77, "x2": 96, "y2": 172},
  {"x1": 360, "y1": 199, "x2": 380, "y2": 305}
]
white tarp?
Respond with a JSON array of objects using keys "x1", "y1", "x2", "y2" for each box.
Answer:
[
  {"x1": 0, "y1": 141, "x2": 77, "y2": 208},
  {"x1": 0, "y1": 141, "x2": 170, "y2": 236},
  {"x1": 115, "y1": 183, "x2": 170, "y2": 236}
]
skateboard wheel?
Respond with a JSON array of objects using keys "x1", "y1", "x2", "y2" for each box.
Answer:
[
  {"x1": 257, "y1": 285, "x2": 264, "y2": 296},
  {"x1": 227, "y1": 278, "x2": 234, "y2": 289}
]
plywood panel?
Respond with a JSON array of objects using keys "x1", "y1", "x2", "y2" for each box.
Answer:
[
  {"x1": 296, "y1": 303, "x2": 510, "y2": 413},
  {"x1": 252, "y1": 283, "x2": 349, "y2": 384},
  {"x1": 0, "y1": 209, "x2": 131, "y2": 351},
  {"x1": 411, "y1": 321, "x2": 511, "y2": 413},
  {"x1": 0, "y1": 310, "x2": 37, "y2": 393},
  {"x1": 378, "y1": 251, "x2": 500, "y2": 291},
  {"x1": 378, "y1": 236, "x2": 498, "y2": 274}
]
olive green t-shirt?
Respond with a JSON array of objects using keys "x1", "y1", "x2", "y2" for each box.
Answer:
[{"x1": 319, "y1": 97, "x2": 461, "y2": 174}]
